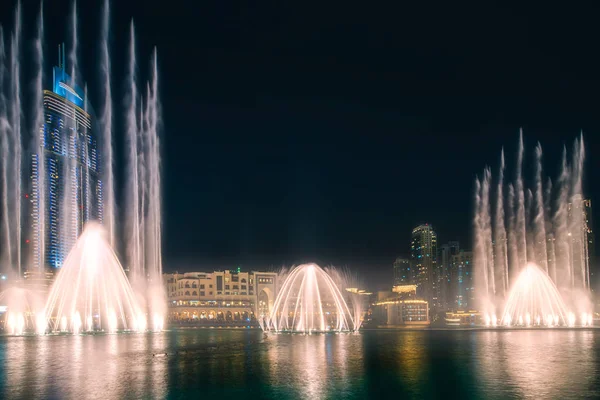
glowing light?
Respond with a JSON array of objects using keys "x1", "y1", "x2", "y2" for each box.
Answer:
[{"x1": 266, "y1": 264, "x2": 359, "y2": 333}]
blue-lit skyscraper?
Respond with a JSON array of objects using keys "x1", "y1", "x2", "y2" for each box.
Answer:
[{"x1": 30, "y1": 45, "x2": 102, "y2": 270}]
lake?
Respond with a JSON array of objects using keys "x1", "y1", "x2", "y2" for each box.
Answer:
[{"x1": 0, "y1": 328, "x2": 598, "y2": 399}]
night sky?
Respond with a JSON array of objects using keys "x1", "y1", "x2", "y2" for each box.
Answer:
[{"x1": 3, "y1": 0, "x2": 600, "y2": 288}]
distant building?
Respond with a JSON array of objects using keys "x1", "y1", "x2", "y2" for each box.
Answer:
[
  {"x1": 411, "y1": 224, "x2": 438, "y2": 311},
  {"x1": 371, "y1": 285, "x2": 429, "y2": 326},
  {"x1": 451, "y1": 250, "x2": 474, "y2": 310},
  {"x1": 163, "y1": 269, "x2": 278, "y2": 324},
  {"x1": 393, "y1": 257, "x2": 413, "y2": 285},
  {"x1": 567, "y1": 195, "x2": 593, "y2": 289},
  {"x1": 439, "y1": 241, "x2": 460, "y2": 311}
]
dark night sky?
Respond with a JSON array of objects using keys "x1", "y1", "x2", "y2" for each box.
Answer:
[{"x1": 3, "y1": 0, "x2": 600, "y2": 288}]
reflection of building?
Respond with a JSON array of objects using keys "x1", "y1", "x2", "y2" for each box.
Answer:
[
  {"x1": 163, "y1": 269, "x2": 278, "y2": 324},
  {"x1": 371, "y1": 285, "x2": 429, "y2": 326},
  {"x1": 411, "y1": 224, "x2": 438, "y2": 311},
  {"x1": 393, "y1": 257, "x2": 414, "y2": 285},
  {"x1": 30, "y1": 45, "x2": 101, "y2": 270},
  {"x1": 451, "y1": 250, "x2": 474, "y2": 310}
]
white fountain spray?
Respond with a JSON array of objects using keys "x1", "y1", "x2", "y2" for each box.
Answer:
[
  {"x1": 10, "y1": 3, "x2": 23, "y2": 277},
  {"x1": 494, "y1": 149, "x2": 508, "y2": 296},
  {"x1": 100, "y1": 0, "x2": 115, "y2": 246},
  {"x1": 31, "y1": 3, "x2": 46, "y2": 271},
  {"x1": 475, "y1": 132, "x2": 591, "y2": 327},
  {"x1": 515, "y1": 130, "x2": 527, "y2": 269},
  {"x1": 126, "y1": 20, "x2": 142, "y2": 284},
  {"x1": 0, "y1": 26, "x2": 11, "y2": 276},
  {"x1": 533, "y1": 143, "x2": 548, "y2": 273}
]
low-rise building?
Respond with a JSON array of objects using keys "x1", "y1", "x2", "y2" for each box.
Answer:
[
  {"x1": 163, "y1": 269, "x2": 278, "y2": 325},
  {"x1": 370, "y1": 284, "x2": 429, "y2": 326}
]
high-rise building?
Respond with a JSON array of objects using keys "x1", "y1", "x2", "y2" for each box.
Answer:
[
  {"x1": 567, "y1": 195, "x2": 592, "y2": 289},
  {"x1": 439, "y1": 241, "x2": 460, "y2": 311},
  {"x1": 451, "y1": 250, "x2": 474, "y2": 310},
  {"x1": 583, "y1": 199, "x2": 595, "y2": 291},
  {"x1": 410, "y1": 224, "x2": 438, "y2": 311},
  {"x1": 393, "y1": 257, "x2": 414, "y2": 285},
  {"x1": 30, "y1": 45, "x2": 102, "y2": 270}
]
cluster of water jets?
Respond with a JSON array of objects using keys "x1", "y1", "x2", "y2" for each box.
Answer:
[
  {"x1": 261, "y1": 263, "x2": 365, "y2": 334},
  {"x1": 475, "y1": 131, "x2": 593, "y2": 328},
  {"x1": 0, "y1": 1, "x2": 165, "y2": 335}
]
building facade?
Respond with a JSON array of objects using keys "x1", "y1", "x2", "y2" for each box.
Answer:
[
  {"x1": 451, "y1": 250, "x2": 474, "y2": 310},
  {"x1": 371, "y1": 285, "x2": 429, "y2": 326},
  {"x1": 164, "y1": 269, "x2": 278, "y2": 324},
  {"x1": 30, "y1": 46, "x2": 102, "y2": 270},
  {"x1": 393, "y1": 257, "x2": 414, "y2": 285},
  {"x1": 411, "y1": 224, "x2": 438, "y2": 311},
  {"x1": 439, "y1": 241, "x2": 460, "y2": 311}
]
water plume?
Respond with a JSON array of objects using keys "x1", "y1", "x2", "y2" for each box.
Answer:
[
  {"x1": 475, "y1": 133, "x2": 592, "y2": 327},
  {"x1": 267, "y1": 264, "x2": 358, "y2": 333}
]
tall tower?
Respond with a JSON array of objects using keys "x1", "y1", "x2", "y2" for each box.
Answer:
[
  {"x1": 411, "y1": 224, "x2": 438, "y2": 310},
  {"x1": 30, "y1": 45, "x2": 102, "y2": 270},
  {"x1": 439, "y1": 241, "x2": 460, "y2": 311}
]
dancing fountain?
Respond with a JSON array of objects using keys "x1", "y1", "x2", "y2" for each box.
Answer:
[
  {"x1": 475, "y1": 131, "x2": 593, "y2": 327},
  {"x1": 42, "y1": 223, "x2": 145, "y2": 334},
  {"x1": 0, "y1": 0, "x2": 165, "y2": 334},
  {"x1": 265, "y1": 264, "x2": 362, "y2": 333}
]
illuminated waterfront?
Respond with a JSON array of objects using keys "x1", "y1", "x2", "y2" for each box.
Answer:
[{"x1": 1, "y1": 329, "x2": 599, "y2": 399}]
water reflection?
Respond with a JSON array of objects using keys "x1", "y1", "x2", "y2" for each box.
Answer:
[
  {"x1": 476, "y1": 330, "x2": 597, "y2": 399},
  {"x1": 0, "y1": 329, "x2": 598, "y2": 399}
]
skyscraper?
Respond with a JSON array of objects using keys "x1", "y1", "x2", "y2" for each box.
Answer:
[
  {"x1": 393, "y1": 257, "x2": 414, "y2": 285},
  {"x1": 567, "y1": 195, "x2": 592, "y2": 289},
  {"x1": 439, "y1": 241, "x2": 460, "y2": 310},
  {"x1": 411, "y1": 224, "x2": 438, "y2": 311},
  {"x1": 452, "y1": 250, "x2": 474, "y2": 310},
  {"x1": 30, "y1": 45, "x2": 102, "y2": 270}
]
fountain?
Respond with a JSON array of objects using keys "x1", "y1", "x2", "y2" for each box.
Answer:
[
  {"x1": 266, "y1": 264, "x2": 360, "y2": 333},
  {"x1": 474, "y1": 131, "x2": 592, "y2": 327},
  {"x1": 0, "y1": 0, "x2": 165, "y2": 335},
  {"x1": 42, "y1": 222, "x2": 144, "y2": 334}
]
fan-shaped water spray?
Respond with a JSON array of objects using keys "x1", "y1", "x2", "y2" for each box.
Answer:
[
  {"x1": 0, "y1": 287, "x2": 45, "y2": 335},
  {"x1": 266, "y1": 263, "x2": 358, "y2": 333},
  {"x1": 42, "y1": 222, "x2": 145, "y2": 334},
  {"x1": 500, "y1": 263, "x2": 573, "y2": 327}
]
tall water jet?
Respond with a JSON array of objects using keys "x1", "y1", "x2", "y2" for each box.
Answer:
[
  {"x1": 126, "y1": 21, "x2": 142, "y2": 284},
  {"x1": 475, "y1": 133, "x2": 592, "y2": 326},
  {"x1": 146, "y1": 49, "x2": 165, "y2": 329},
  {"x1": 267, "y1": 264, "x2": 357, "y2": 333},
  {"x1": 533, "y1": 143, "x2": 548, "y2": 273},
  {"x1": 494, "y1": 149, "x2": 508, "y2": 296},
  {"x1": 515, "y1": 130, "x2": 527, "y2": 269},
  {"x1": 554, "y1": 147, "x2": 570, "y2": 289},
  {"x1": 10, "y1": 3, "x2": 23, "y2": 277},
  {"x1": 545, "y1": 178, "x2": 556, "y2": 282},
  {"x1": 0, "y1": 26, "x2": 10, "y2": 276},
  {"x1": 43, "y1": 222, "x2": 144, "y2": 333},
  {"x1": 31, "y1": 3, "x2": 45, "y2": 271},
  {"x1": 100, "y1": 0, "x2": 115, "y2": 246}
]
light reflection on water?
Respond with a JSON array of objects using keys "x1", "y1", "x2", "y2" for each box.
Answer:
[{"x1": 0, "y1": 330, "x2": 598, "y2": 399}]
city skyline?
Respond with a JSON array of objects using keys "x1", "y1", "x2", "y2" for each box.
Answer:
[{"x1": 0, "y1": 0, "x2": 600, "y2": 291}]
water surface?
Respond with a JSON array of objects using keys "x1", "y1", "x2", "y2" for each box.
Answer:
[{"x1": 0, "y1": 329, "x2": 598, "y2": 399}]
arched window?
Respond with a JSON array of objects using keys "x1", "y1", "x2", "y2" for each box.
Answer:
[
  {"x1": 185, "y1": 291, "x2": 190, "y2": 296},
  {"x1": 241, "y1": 278, "x2": 247, "y2": 283},
  {"x1": 185, "y1": 283, "x2": 190, "y2": 288},
  {"x1": 192, "y1": 283, "x2": 197, "y2": 288},
  {"x1": 192, "y1": 291, "x2": 197, "y2": 296}
]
